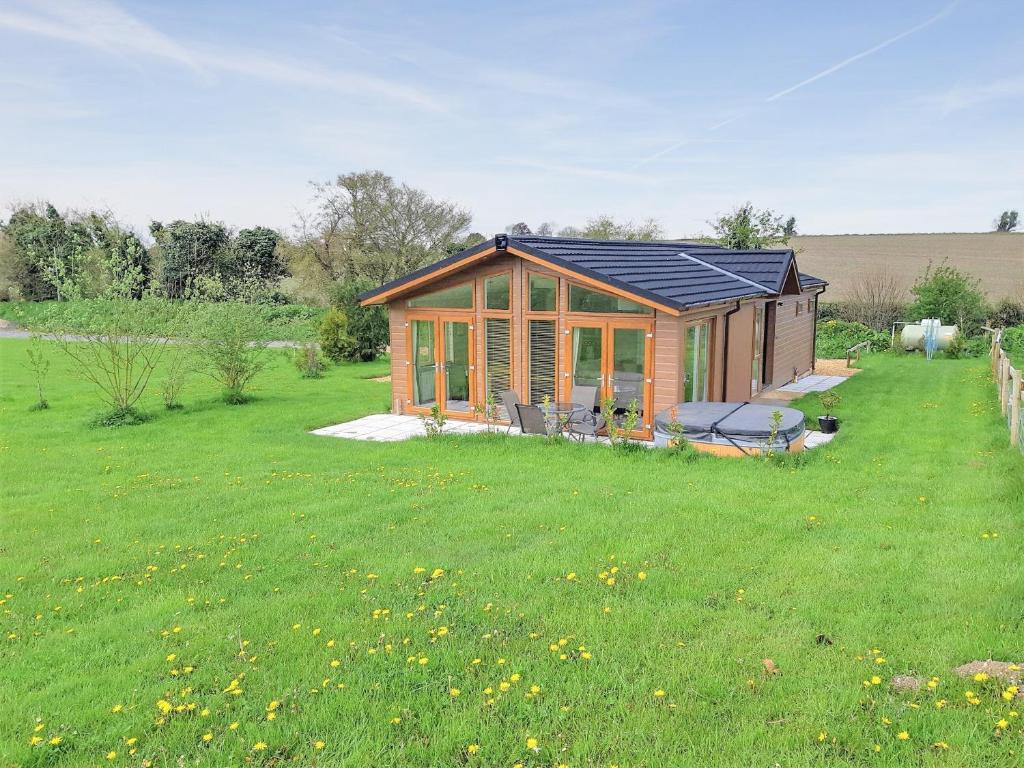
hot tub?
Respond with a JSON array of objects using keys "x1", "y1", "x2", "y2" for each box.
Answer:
[{"x1": 653, "y1": 402, "x2": 806, "y2": 456}]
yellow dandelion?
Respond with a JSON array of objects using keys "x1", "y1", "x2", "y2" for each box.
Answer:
[
  {"x1": 252, "y1": 742, "x2": 267, "y2": 751},
  {"x1": 201, "y1": 733, "x2": 213, "y2": 743},
  {"x1": 48, "y1": 736, "x2": 62, "y2": 746},
  {"x1": 106, "y1": 751, "x2": 117, "y2": 760},
  {"x1": 450, "y1": 688, "x2": 460, "y2": 697},
  {"x1": 526, "y1": 737, "x2": 539, "y2": 750},
  {"x1": 467, "y1": 743, "x2": 480, "y2": 754},
  {"x1": 654, "y1": 689, "x2": 666, "y2": 698},
  {"x1": 111, "y1": 704, "x2": 123, "y2": 714},
  {"x1": 314, "y1": 740, "x2": 325, "y2": 750},
  {"x1": 897, "y1": 731, "x2": 909, "y2": 741}
]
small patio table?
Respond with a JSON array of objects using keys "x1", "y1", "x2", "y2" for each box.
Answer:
[{"x1": 542, "y1": 402, "x2": 587, "y2": 434}]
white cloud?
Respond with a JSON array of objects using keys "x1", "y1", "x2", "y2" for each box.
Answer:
[
  {"x1": 928, "y1": 75, "x2": 1024, "y2": 114},
  {"x1": 0, "y1": 0, "x2": 445, "y2": 111}
]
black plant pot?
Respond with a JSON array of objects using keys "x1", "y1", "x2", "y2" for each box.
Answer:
[{"x1": 818, "y1": 415, "x2": 838, "y2": 434}]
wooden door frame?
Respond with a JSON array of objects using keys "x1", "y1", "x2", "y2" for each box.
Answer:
[
  {"x1": 562, "y1": 317, "x2": 654, "y2": 439},
  {"x1": 405, "y1": 310, "x2": 477, "y2": 420}
]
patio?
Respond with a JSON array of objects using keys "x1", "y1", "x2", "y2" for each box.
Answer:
[{"x1": 311, "y1": 413, "x2": 837, "y2": 450}]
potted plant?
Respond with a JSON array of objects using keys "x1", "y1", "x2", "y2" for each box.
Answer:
[{"x1": 817, "y1": 391, "x2": 841, "y2": 433}]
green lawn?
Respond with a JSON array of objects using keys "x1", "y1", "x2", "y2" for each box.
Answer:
[{"x1": 1, "y1": 342, "x2": 1022, "y2": 767}]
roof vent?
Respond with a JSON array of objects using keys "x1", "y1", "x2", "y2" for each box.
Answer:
[{"x1": 495, "y1": 233, "x2": 509, "y2": 250}]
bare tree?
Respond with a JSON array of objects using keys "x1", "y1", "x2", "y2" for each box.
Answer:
[
  {"x1": 847, "y1": 267, "x2": 907, "y2": 331},
  {"x1": 287, "y1": 171, "x2": 472, "y2": 286}
]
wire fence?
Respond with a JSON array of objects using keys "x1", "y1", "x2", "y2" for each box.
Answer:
[{"x1": 990, "y1": 328, "x2": 1023, "y2": 452}]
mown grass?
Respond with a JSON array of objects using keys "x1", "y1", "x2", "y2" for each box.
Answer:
[{"x1": 1, "y1": 341, "x2": 1022, "y2": 767}]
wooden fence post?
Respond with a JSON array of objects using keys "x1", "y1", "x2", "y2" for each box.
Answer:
[
  {"x1": 1011, "y1": 368, "x2": 1022, "y2": 449},
  {"x1": 1000, "y1": 353, "x2": 1011, "y2": 416}
]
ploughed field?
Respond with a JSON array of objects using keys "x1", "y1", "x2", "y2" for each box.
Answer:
[{"x1": 1, "y1": 340, "x2": 1022, "y2": 767}]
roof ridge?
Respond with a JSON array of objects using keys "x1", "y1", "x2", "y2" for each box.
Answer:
[{"x1": 677, "y1": 250, "x2": 774, "y2": 293}]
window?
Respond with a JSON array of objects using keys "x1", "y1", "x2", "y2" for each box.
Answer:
[
  {"x1": 408, "y1": 282, "x2": 473, "y2": 309},
  {"x1": 528, "y1": 319, "x2": 557, "y2": 404},
  {"x1": 807, "y1": 298, "x2": 813, "y2": 314},
  {"x1": 484, "y1": 274, "x2": 510, "y2": 311},
  {"x1": 568, "y1": 284, "x2": 652, "y2": 314},
  {"x1": 795, "y1": 301, "x2": 802, "y2": 317},
  {"x1": 529, "y1": 274, "x2": 557, "y2": 312},
  {"x1": 484, "y1": 318, "x2": 511, "y2": 407}
]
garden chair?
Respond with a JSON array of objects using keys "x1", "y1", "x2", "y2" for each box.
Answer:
[
  {"x1": 500, "y1": 390, "x2": 523, "y2": 433},
  {"x1": 514, "y1": 403, "x2": 550, "y2": 436},
  {"x1": 570, "y1": 384, "x2": 599, "y2": 413}
]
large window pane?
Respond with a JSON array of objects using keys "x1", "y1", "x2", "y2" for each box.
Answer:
[
  {"x1": 571, "y1": 326, "x2": 603, "y2": 391},
  {"x1": 484, "y1": 274, "x2": 510, "y2": 311},
  {"x1": 568, "y1": 284, "x2": 651, "y2": 314},
  {"x1": 611, "y1": 327, "x2": 645, "y2": 413},
  {"x1": 412, "y1": 320, "x2": 436, "y2": 407},
  {"x1": 685, "y1": 321, "x2": 711, "y2": 402},
  {"x1": 408, "y1": 283, "x2": 473, "y2": 309},
  {"x1": 529, "y1": 274, "x2": 557, "y2": 312},
  {"x1": 528, "y1": 319, "x2": 557, "y2": 404},
  {"x1": 443, "y1": 321, "x2": 471, "y2": 412}
]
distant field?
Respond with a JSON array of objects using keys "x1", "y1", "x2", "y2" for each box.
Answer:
[{"x1": 790, "y1": 233, "x2": 1024, "y2": 302}]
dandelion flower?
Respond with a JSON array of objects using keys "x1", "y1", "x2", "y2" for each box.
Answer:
[
  {"x1": 314, "y1": 740, "x2": 325, "y2": 749},
  {"x1": 467, "y1": 743, "x2": 480, "y2": 755},
  {"x1": 48, "y1": 736, "x2": 62, "y2": 746},
  {"x1": 201, "y1": 733, "x2": 213, "y2": 743},
  {"x1": 111, "y1": 704, "x2": 123, "y2": 714},
  {"x1": 450, "y1": 688, "x2": 460, "y2": 697},
  {"x1": 897, "y1": 731, "x2": 909, "y2": 741},
  {"x1": 252, "y1": 742, "x2": 268, "y2": 751},
  {"x1": 654, "y1": 689, "x2": 666, "y2": 698},
  {"x1": 526, "y1": 737, "x2": 539, "y2": 750},
  {"x1": 106, "y1": 751, "x2": 117, "y2": 760}
]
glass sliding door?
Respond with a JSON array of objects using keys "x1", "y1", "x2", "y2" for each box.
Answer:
[
  {"x1": 411, "y1": 319, "x2": 437, "y2": 408},
  {"x1": 442, "y1": 320, "x2": 472, "y2": 413},
  {"x1": 685, "y1": 320, "x2": 711, "y2": 402},
  {"x1": 570, "y1": 325, "x2": 604, "y2": 396},
  {"x1": 610, "y1": 327, "x2": 646, "y2": 415}
]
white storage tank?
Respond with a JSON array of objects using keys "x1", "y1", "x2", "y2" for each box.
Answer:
[{"x1": 901, "y1": 319, "x2": 958, "y2": 351}]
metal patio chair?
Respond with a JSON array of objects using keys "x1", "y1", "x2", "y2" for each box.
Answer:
[
  {"x1": 515, "y1": 403, "x2": 550, "y2": 436},
  {"x1": 500, "y1": 390, "x2": 523, "y2": 433}
]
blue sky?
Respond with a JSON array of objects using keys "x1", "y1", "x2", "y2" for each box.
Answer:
[{"x1": 1, "y1": 0, "x2": 1022, "y2": 238}]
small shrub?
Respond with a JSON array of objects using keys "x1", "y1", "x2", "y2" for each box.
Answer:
[
  {"x1": 1002, "y1": 325, "x2": 1024, "y2": 364},
  {"x1": 191, "y1": 302, "x2": 269, "y2": 404},
  {"x1": 819, "y1": 391, "x2": 841, "y2": 418},
  {"x1": 90, "y1": 406, "x2": 149, "y2": 428},
  {"x1": 474, "y1": 391, "x2": 499, "y2": 432},
  {"x1": 663, "y1": 406, "x2": 688, "y2": 452},
  {"x1": 319, "y1": 308, "x2": 352, "y2": 362},
  {"x1": 25, "y1": 334, "x2": 50, "y2": 410},
  {"x1": 816, "y1": 319, "x2": 890, "y2": 358},
  {"x1": 161, "y1": 345, "x2": 190, "y2": 409},
  {"x1": 56, "y1": 298, "x2": 175, "y2": 424},
  {"x1": 293, "y1": 343, "x2": 327, "y2": 379},
  {"x1": 420, "y1": 403, "x2": 447, "y2": 437}
]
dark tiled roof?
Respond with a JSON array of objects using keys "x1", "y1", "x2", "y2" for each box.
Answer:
[
  {"x1": 359, "y1": 235, "x2": 826, "y2": 309},
  {"x1": 511, "y1": 236, "x2": 769, "y2": 308},
  {"x1": 798, "y1": 272, "x2": 827, "y2": 288}
]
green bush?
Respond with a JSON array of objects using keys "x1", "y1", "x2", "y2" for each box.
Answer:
[
  {"x1": 328, "y1": 279, "x2": 389, "y2": 361},
  {"x1": 190, "y1": 303, "x2": 269, "y2": 404},
  {"x1": 0, "y1": 299, "x2": 324, "y2": 341},
  {"x1": 815, "y1": 319, "x2": 890, "y2": 359},
  {"x1": 990, "y1": 299, "x2": 1024, "y2": 329},
  {"x1": 908, "y1": 264, "x2": 987, "y2": 337},
  {"x1": 1002, "y1": 325, "x2": 1024, "y2": 365},
  {"x1": 318, "y1": 308, "x2": 352, "y2": 362}
]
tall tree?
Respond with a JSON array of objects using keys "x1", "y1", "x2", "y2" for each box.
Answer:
[
  {"x1": 557, "y1": 215, "x2": 662, "y2": 241},
  {"x1": 995, "y1": 210, "x2": 1019, "y2": 232},
  {"x1": 710, "y1": 203, "x2": 793, "y2": 249},
  {"x1": 233, "y1": 226, "x2": 285, "y2": 281},
  {"x1": 506, "y1": 222, "x2": 532, "y2": 236},
  {"x1": 2, "y1": 203, "x2": 93, "y2": 300},
  {"x1": 291, "y1": 171, "x2": 472, "y2": 286},
  {"x1": 150, "y1": 220, "x2": 231, "y2": 298}
]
